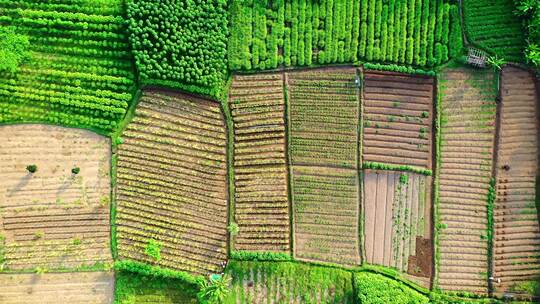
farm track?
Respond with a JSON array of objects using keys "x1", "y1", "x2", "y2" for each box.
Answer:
[
  {"x1": 0, "y1": 124, "x2": 112, "y2": 271},
  {"x1": 116, "y1": 90, "x2": 228, "y2": 275},
  {"x1": 363, "y1": 170, "x2": 431, "y2": 287},
  {"x1": 363, "y1": 71, "x2": 434, "y2": 170},
  {"x1": 437, "y1": 68, "x2": 497, "y2": 294},
  {"x1": 229, "y1": 73, "x2": 290, "y2": 252},
  {"x1": 0, "y1": 272, "x2": 114, "y2": 304},
  {"x1": 493, "y1": 66, "x2": 540, "y2": 295},
  {"x1": 286, "y1": 68, "x2": 361, "y2": 266}
]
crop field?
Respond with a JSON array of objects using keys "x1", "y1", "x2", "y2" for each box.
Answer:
[
  {"x1": 0, "y1": 272, "x2": 114, "y2": 304},
  {"x1": 229, "y1": 73, "x2": 290, "y2": 252},
  {"x1": 115, "y1": 89, "x2": 228, "y2": 275},
  {"x1": 224, "y1": 260, "x2": 354, "y2": 304},
  {"x1": 462, "y1": 0, "x2": 526, "y2": 62},
  {"x1": 362, "y1": 70, "x2": 434, "y2": 170},
  {"x1": 0, "y1": 0, "x2": 136, "y2": 133},
  {"x1": 493, "y1": 66, "x2": 540, "y2": 295},
  {"x1": 287, "y1": 68, "x2": 360, "y2": 265},
  {"x1": 437, "y1": 68, "x2": 497, "y2": 294},
  {"x1": 229, "y1": 0, "x2": 461, "y2": 70},
  {"x1": 0, "y1": 124, "x2": 112, "y2": 271},
  {"x1": 363, "y1": 170, "x2": 432, "y2": 287}
]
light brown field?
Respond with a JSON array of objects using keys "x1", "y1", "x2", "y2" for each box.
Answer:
[
  {"x1": 437, "y1": 68, "x2": 497, "y2": 294},
  {"x1": 115, "y1": 89, "x2": 228, "y2": 275},
  {"x1": 0, "y1": 124, "x2": 112, "y2": 271},
  {"x1": 363, "y1": 70, "x2": 434, "y2": 170},
  {"x1": 0, "y1": 271, "x2": 114, "y2": 304},
  {"x1": 493, "y1": 66, "x2": 540, "y2": 295},
  {"x1": 363, "y1": 170, "x2": 432, "y2": 287},
  {"x1": 229, "y1": 73, "x2": 290, "y2": 252}
]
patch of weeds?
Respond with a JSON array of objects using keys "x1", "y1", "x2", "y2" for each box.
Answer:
[
  {"x1": 72, "y1": 238, "x2": 82, "y2": 245},
  {"x1": 419, "y1": 127, "x2": 427, "y2": 139},
  {"x1": 393, "y1": 101, "x2": 401, "y2": 108},
  {"x1": 421, "y1": 111, "x2": 429, "y2": 118},
  {"x1": 34, "y1": 231, "x2": 44, "y2": 240},
  {"x1": 99, "y1": 196, "x2": 110, "y2": 208},
  {"x1": 71, "y1": 167, "x2": 80, "y2": 175},
  {"x1": 26, "y1": 164, "x2": 37, "y2": 173},
  {"x1": 399, "y1": 174, "x2": 409, "y2": 185},
  {"x1": 145, "y1": 239, "x2": 162, "y2": 262},
  {"x1": 227, "y1": 222, "x2": 239, "y2": 236}
]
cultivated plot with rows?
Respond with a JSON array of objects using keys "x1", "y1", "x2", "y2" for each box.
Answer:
[
  {"x1": 363, "y1": 170, "x2": 432, "y2": 288},
  {"x1": 0, "y1": 124, "x2": 112, "y2": 271},
  {"x1": 493, "y1": 66, "x2": 540, "y2": 295},
  {"x1": 115, "y1": 90, "x2": 228, "y2": 275},
  {"x1": 229, "y1": 73, "x2": 290, "y2": 253},
  {"x1": 287, "y1": 68, "x2": 361, "y2": 265},
  {"x1": 0, "y1": 272, "x2": 114, "y2": 304},
  {"x1": 437, "y1": 68, "x2": 497, "y2": 294},
  {"x1": 362, "y1": 70, "x2": 434, "y2": 170}
]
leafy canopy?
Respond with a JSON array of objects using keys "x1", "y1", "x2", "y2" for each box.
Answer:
[{"x1": 0, "y1": 26, "x2": 29, "y2": 73}]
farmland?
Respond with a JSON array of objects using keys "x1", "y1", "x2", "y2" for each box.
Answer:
[
  {"x1": 463, "y1": 0, "x2": 526, "y2": 62},
  {"x1": 0, "y1": 0, "x2": 136, "y2": 133},
  {"x1": 362, "y1": 70, "x2": 434, "y2": 171},
  {"x1": 287, "y1": 68, "x2": 361, "y2": 265},
  {"x1": 0, "y1": 124, "x2": 112, "y2": 271},
  {"x1": 229, "y1": 73, "x2": 290, "y2": 253},
  {"x1": 437, "y1": 68, "x2": 497, "y2": 294},
  {"x1": 493, "y1": 66, "x2": 540, "y2": 295},
  {"x1": 115, "y1": 89, "x2": 229, "y2": 275},
  {"x1": 0, "y1": 272, "x2": 114, "y2": 304},
  {"x1": 229, "y1": 0, "x2": 462, "y2": 70},
  {"x1": 363, "y1": 170, "x2": 432, "y2": 287}
]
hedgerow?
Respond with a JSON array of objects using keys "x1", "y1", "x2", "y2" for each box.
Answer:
[
  {"x1": 364, "y1": 63, "x2": 436, "y2": 76},
  {"x1": 229, "y1": 0, "x2": 461, "y2": 71},
  {"x1": 126, "y1": 0, "x2": 228, "y2": 99},
  {"x1": 354, "y1": 272, "x2": 429, "y2": 304},
  {"x1": 114, "y1": 260, "x2": 205, "y2": 286},
  {"x1": 362, "y1": 161, "x2": 433, "y2": 176},
  {"x1": 230, "y1": 250, "x2": 292, "y2": 261}
]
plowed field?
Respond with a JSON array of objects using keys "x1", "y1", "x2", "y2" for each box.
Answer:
[
  {"x1": 229, "y1": 73, "x2": 290, "y2": 252},
  {"x1": 437, "y1": 68, "x2": 497, "y2": 294},
  {"x1": 493, "y1": 66, "x2": 540, "y2": 295},
  {"x1": 115, "y1": 90, "x2": 228, "y2": 275},
  {"x1": 0, "y1": 124, "x2": 112, "y2": 271}
]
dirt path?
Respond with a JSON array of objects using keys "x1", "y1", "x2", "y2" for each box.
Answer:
[
  {"x1": 229, "y1": 73, "x2": 290, "y2": 252},
  {"x1": 493, "y1": 66, "x2": 540, "y2": 295},
  {"x1": 0, "y1": 124, "x2": 111, "y2": 271}
]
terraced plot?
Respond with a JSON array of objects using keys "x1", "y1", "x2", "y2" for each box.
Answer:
[
  {"x1": 363, "y1": 170, "x2": 432, "y2": 287},
  {"x1": 0, "y1": 272, "x2": 114, "y2": 304},
  {"x1": 437, "y1": 68, "x2": 497, "y2": 294},
  {"x1": 287, "y1": 68, "x2": 360, "y2": 169},
  {"x1": 287, "y1": 68, "x2": 361, "y2": 265},
  {"x1": 363, "y1": 70, "x2": 434, "y2": 170},
  {"x1": 229, "y1": 73, "x2": 290, "y2": 252},
  {"x1": 225, "y1": 261, "x2": 354, "y2": 304},
  {"x1": 493, "y1": 66, "x2": 540, "y2": 295},
  {"x1": 115, "y1": 90, "x2": 228, "y2": 275},
  {"x1": 0, "y1": 124, "x2": 112, "y2": 271}
]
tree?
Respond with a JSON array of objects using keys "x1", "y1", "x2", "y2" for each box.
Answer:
[
  {"x1": 0, "y1": 26, "x2": 30, "y2": 73},
  {"x1": 197, "y1": 274, "x2": 232, "y2": 304}
]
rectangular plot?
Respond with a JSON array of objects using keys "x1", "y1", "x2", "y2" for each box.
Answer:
[
  {"x1": 437, "y1": 68, "x2": 496, "y2": 294},
  {"x1": 287, "y1": 68, "x2": 360, "y2": 169},
  {"x1": 229, "y1": 73, "x2": 291, "y2": 252},
  {"x1": 493, "y1": 66, "x2": 540, "y2": 296},
  {"x1": 292, "y1": 166, "x2": 360, "y2": 266},
  {"x1": 362, "y1": 70, "x2": 434, "y2": 170},
  {"x1": 363, "y1": 170, "x2": 432, "y2": 287},
  {"x1": 116, "y1": 90, "x2": 228, "y2": 276}
]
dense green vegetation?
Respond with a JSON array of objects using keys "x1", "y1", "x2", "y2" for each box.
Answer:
[
  {"x1": 229, "y1": 0, "x2": 462, "y2": 71},
  {"x1": 115, "y1": 271, "x2": 198, "y2": 304},
  {"x1": 0, "y1": 0, "x2": 136, "y2": 133},
  {"x1": 463, "y1": 0, "x2": 526, "y2": 62},
  {"x1": 363, "y1": 161, "x2": 433, "y2": 176},
  {"x1": 126, "y1": 0, "x2": 228, "y2": 99},
  {"x1": 354, "y1": 272, "x2": 429, "y2": 304},
  {"x1": 230, "y1": 250, "x2": 292, "y2": 261},
  {"x1": 0, "y1": 26, "x2": 29, "y2": 73},
  {"x1": 514, "y1": 0, "x2": 540, "y2": 67}
]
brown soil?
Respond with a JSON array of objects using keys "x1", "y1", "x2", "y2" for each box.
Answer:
[
  {"x1": 115, "y1": 89, "x2": 228, "y2": 275},
  {"x1": 0, "y1": 124, "x2": 112, "y2": 271},
  {"x1": 229, "y1": 73, "x2": 290, "y2": 252},
  {"x1": 0, "y1": 271, "x2": 113, "y2": 303},
  {"x1": 407, "y1": 236, "x2": 433, "y2": 278}
]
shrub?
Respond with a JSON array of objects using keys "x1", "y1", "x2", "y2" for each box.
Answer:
[
  {"x1": 71, "y1": 167, "x2": 80, "y2": 175},
  {"x1": 26, "y1": 164, "x2": 37, "y2": 173},
  {"x1": 0, "y1": 26, "x2": 29, "y2": 73},
  {"x1": 197, "y1": 274, "x2": 232, "y2": 304},
  {"x1": 354, "y1": 272, "x2": 429, "y2": 304},
  {"x1": 227, "y1": 222, "x2": 239, "y2": 236},
  {"x1": 144, "y1": 239, "x2": 162, "y2": 262}
]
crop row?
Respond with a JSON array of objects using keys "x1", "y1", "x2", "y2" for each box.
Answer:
[{"x1": 229, "y1": 0, "x2": 461, "y2": 71}]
